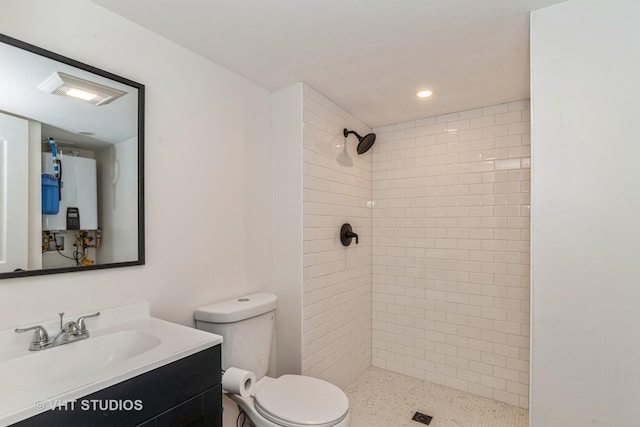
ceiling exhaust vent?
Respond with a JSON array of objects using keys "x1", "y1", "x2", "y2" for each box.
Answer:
[{"x1": 38, "y1": 72, "x2": 127, "y2": 106}]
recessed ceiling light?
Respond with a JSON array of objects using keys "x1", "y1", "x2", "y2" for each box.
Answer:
[
  {"x1": 416, "y1": 90, "x2": 433, "y2": 98},
  {"x1": 38, "y1": 72, "x2": 127, "y2": 106}
]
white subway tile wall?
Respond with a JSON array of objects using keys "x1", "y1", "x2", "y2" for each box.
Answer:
[
  {"x1": 302, "y1": 85, "x2": 372, "y2": 388},
  {"x1": 371, "y1": 100, "x2": 531, "y2": 408}
]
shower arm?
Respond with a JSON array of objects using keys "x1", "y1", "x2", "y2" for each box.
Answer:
[{"x1": 343, "y1": 129, "x2": 363, "y2": 139}]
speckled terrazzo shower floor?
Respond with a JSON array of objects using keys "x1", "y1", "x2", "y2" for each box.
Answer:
[{"x1": 344, "y1": 367, "x2": 528, "y2": 427}]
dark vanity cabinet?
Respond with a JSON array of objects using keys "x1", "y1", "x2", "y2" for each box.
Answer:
[{"x1": 12, "y1": 345, "x2": 222, "y2": 427}]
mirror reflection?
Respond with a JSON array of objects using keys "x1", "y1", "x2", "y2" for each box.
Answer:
[{"x1": 0, "y1": 34, "x2": 144, "y2": 278}]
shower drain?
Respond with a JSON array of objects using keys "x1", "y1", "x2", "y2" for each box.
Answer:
[{"x1": 412, "y1": 411, "x2": 433, "y2": 425}]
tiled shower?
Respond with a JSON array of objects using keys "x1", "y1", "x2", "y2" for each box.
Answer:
[
  {"x1": 302, "y1": 85, "x2": 373, "y2": 389},
  {"x1": 371, "y1": 102, "x2": 531, "y2": 408},
  {"x1": 301, "y1": 83, "x2": 530, "y2": 408}
]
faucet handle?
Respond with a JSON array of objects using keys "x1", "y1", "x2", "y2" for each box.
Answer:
[
  {"x1": 77, "y1": 312, "x2": 100, "y2": 334},
  {"x1": 63, "y1": 321, "x2": 80, "y2": 335},
  {"x1": 15, "y1": 325, "x2": 50, "y2": 350}
]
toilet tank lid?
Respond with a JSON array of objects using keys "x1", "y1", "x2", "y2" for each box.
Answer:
[{"x1": 195, "y1": 293, "x2": 278, "y2": 323}]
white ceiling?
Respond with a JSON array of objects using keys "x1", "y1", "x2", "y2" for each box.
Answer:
[
  {"x1": 91, "y1": 0, "x2": 565, "y2": 128},
  {"x1": 0, "y1": 40, "x2": 138, "y2": 148}
]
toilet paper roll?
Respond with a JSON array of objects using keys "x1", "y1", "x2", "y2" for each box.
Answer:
[{"x1": 222, "y1": 367, "x2": 256, "y2": 397}]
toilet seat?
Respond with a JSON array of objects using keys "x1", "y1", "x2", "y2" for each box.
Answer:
[{"x1": 253, "y1": 375, "x2": 349, "y2": 427}]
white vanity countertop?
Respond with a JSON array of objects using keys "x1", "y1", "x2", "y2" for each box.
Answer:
[{"x1": 0, "y1": 302, "x2": 222, "y2": 426}]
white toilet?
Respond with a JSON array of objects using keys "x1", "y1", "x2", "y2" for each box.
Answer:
[{"x1": 195, "y1": 293, "x2": 351, "y2": 427}]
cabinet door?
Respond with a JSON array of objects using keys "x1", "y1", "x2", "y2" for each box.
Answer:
[
  {"x1": 0, "y1": 112, "x2": 28, "y2": 273},
  {"x1": 140, "y1": 385, "x2": 222, "y2": 427}
]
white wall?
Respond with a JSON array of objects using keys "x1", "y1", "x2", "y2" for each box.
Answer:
[
  {"x1": 530, "y1": 0, "x2": 640, "y2": 425},
  {"x1": 302, "y1": 85, "x2": 372, "y2": 389},
  {"x1": 272, "y1": 83, "x2": 304, "y2": 376},
  {"x1": 372, "y1": 101, "x2": 531, "y2": 408},
  {"x1": 0, "y1": 0, "x2": 273, "y2": 329}
]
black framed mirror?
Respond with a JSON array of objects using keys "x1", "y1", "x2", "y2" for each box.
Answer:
[{"x1": 0, "y1": 33, "x2": 144, "y2": 279}]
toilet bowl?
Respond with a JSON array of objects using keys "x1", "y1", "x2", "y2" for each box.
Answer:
[{"x1": 195, "y1": 293, "x2": 351, "y2": 427}]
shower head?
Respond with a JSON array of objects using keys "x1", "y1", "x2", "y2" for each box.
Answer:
[{"x1": 343, "y1": 128, "x2": 376, "y2": 154}]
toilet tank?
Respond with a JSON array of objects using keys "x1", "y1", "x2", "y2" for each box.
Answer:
[{"x1": 195, "y1": 293, "x2": 277, "y2": 379}]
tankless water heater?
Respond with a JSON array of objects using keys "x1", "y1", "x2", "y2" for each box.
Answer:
[{"x1": 42, "y1": 153, "x2": 98, "y2": 231}]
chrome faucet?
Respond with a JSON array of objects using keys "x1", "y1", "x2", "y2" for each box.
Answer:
[{"x1": 15, "y1": 311, "x2": 100, "y2": 351}]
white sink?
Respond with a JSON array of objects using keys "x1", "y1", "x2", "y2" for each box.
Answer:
[
  {"x1": 0, "y1": 302, "x2": 223, "y2": 425},
  {"x1": 0, "y1": 330, "x2": 161, "y2": 390}
]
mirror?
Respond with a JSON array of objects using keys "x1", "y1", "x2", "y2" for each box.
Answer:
[{"x1": 0, "y1": 33, "x2": 144, "y2": 279}]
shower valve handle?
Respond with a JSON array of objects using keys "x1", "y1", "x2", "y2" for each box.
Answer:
[{"x1": 340, "y1": 223, "x2": 359, "y2": 246}]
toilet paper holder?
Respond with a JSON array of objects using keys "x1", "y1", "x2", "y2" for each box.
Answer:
[{"x1": 222, "y1": 367, "x2": 256, "y2": 397}]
